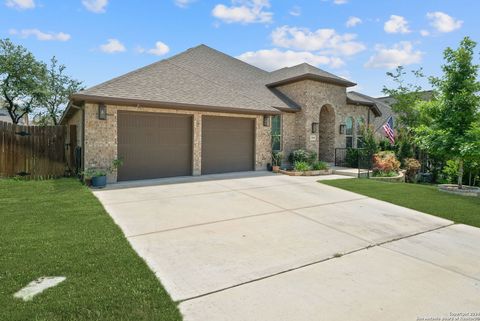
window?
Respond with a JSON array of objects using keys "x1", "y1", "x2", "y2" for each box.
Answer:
[
  {"x1": 271, "y1": 115, "x2": 282, "y2": 151},
  {"x1": 345, "y1": 117, "x2": 353, "y2": 148},
  {"x1": 356, "y1": 117, "x2": 365, "y2": 148}
]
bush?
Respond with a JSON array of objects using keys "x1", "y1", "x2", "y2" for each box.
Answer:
[
  {"x1": 311, "y1": 161, "x2": 329, "y2": 171},
  {"x1": 373, "y1": 170, "x2": 398, "y2": 177},
  {"x1": 272, "y1": 151, "x2": 283, "y2": 166},
  {"x1": 294, "y1": 161, "x2": 311, "y2": 172},
  {"x1": 289, "y1": 149, "x2": 317, "y2": 165},
  {"x1": 404, "y1": 158, "x2": 421, "y2": 183},
  {"x1": 346, "y1": 148, "x2": 359, "y2": 168},
  {"x1": 373, "y1": 151, "x2": 400, "y2": 175}
]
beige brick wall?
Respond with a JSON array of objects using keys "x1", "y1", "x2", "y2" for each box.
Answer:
[
  {"x1": 277, "y1": 80, "x2": 371, "y2": 162},
  {"x1": 83, "y1": 103, "x2": 271, "y2": 182}
]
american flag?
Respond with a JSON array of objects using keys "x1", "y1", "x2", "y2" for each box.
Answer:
[{"x1": 383, "y1": 116, "x2": 395, "y2": 144}]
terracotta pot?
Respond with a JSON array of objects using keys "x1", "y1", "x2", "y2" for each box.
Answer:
[{"x1": 272, "y1": 165, "x2": 280, "y2": 173}]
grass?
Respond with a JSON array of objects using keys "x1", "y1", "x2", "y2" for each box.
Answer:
[
  {"x1": 0, "y1": 178, "x2": 182, "y2": 321},
  {"x1": 320, "y1": 179, "x2": 480, "y2": 228}
]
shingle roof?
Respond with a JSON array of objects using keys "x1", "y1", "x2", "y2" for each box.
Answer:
[
  {"x1": 267, "y1": 63, "x2": 356, "y2": 88},
  {"x1": 72, "y1": 45, "x2": 364, "y2": 115},
  {"x1": 74, "y1": 45, "x2": 302, "y2": 114},
  {"x1": 347, "y1": 91, "x2": 389, "y2": 129}
]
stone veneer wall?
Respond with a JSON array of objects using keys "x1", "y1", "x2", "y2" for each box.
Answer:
[
  {"x1": 277, "y1": 80, "x2": 371, "y2": 162},
  {"x1": 82, "y1": 103, "x2": 271, "y2": 182}
]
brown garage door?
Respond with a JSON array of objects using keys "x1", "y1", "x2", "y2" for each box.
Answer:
[
  {"x1": 202, "y1": 116, "x2": 255, "y2": 175},
  {"x1": 117, "y1": 111, "x2": 192, "y2": 181}
]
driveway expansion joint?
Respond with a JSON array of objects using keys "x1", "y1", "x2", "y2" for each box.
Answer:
[{"x1": 177, "y1": 222, "x2": 458, "y2": 304}]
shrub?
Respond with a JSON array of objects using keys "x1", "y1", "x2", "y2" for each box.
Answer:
[
  {"x1": 404, "y1": 158, "x2": 421, "y2": 183},
  {"x1": 360, "y1": 125, "x2": 379, "y2": 155},
  {"x1": 289, "y1": 149, "x2": 317, "y2": 165},
  {"x1": 346, "y1": 148, "x2": 359, "y2": 168},
  {"x1": 373, "y1": 170, "x2": 398, "y2": 177},
  {"x1": 294, "y1": 161, "x2": 311, "y2": 172},
  {"x1": 272, "y1": 151, "x2": 283, "y2": 166},
  {"x1": 311, "y1": 161, "x2": 329, "y2": 170},
  {"x1": 373, "y1": 151, "x2": 400, "y2": 174}
]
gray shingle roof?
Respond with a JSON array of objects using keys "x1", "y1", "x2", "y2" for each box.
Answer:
[
  {"x1": 347, "y1": 91, "x2": 390, "y2": 130},
  {"x1": 73, "y1": 45, "x2": 363, "y2": 114},
  {"x1": 267, "y1": 63, "x2": 356, "y2": 88},
  {"x1": 74, "y1": 45, "x2": 302, "y2": 113}
]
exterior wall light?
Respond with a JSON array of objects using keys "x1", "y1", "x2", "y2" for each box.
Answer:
[
  {"x1": 263, "y1": 115, "x2": 271, "y2": 127},
  {"x1": 311, "y1": 122, "x2": 319, "y2": 133},
  {"x1": 339, "y1": 124, "x2": 346, "y2": 134},
  {"x1": 98, "y1": 104, "x2": 107, "y2": 120}
]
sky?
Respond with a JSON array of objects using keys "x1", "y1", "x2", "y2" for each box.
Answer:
[{"x1": 1, "y1": 0, "x2": 478, "y2": 97}]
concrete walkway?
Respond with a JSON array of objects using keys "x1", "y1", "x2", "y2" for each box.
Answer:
[{"x1": 93, "y1": 172, "x2": 480, "y2": 321}]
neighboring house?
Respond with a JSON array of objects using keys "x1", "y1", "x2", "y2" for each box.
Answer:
[{"x1": 61, "y1": 44, "x2": 384, "y2": 182}]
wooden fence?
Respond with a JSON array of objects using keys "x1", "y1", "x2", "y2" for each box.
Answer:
[{"x1": 0, "y1": 121, "x2": 77, "y2": 179}]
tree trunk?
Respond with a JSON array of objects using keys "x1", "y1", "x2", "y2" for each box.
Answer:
[{"x1": 458, "y1": 159, "x2": 464, "y2": 189}]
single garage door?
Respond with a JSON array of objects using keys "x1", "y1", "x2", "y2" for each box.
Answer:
[
  {"x1": 202, "y1": 116, "x2": 255, "y2": 175},
  {"x1": 117, "y1": 111, "x2": 192, "y2": 181}
]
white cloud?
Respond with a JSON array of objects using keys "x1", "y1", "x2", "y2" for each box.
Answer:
[
  {"x1": 99, "y1": 39, "x2": 126, "y2": 53},
  {"x1": 346, "y1": 16, "x2": 362, "y2": 28},
  {"x1": 384, "y1": 15, "x2": 410, "y2": 34},
  {"x1": 212, "y1": 0, "x2": 273, "y2": 24},
  {"x1": 82, "y1": 0, "x2": 108, "y2": 13},
  {"x1": 420, "y1": 29, "x2": 430, "y2": 37},
  {"x1": 289, "y1": 5, "x2": 301, "y2": 17},
  {"x1": 365, "y1": 41, "x2": 423, "y2": 69},
  {"x1": 333, "y1": 0, "x2": 348, "y2": 4},
  {"x1": 237, "y1": 48, "x2": 344, "y2": 71},
  {"x1": 427, "y1": 11, "x2": 463, "y2": 33},
  {"x1": 175, "y1": 0, "x2": 195, "y2": 8},
  {"x1": 9, "y1": 29, "x2": 70, "y2": 41},
  {"x1": 271, "y1": 25, "x2": 366, "y2": 56},
  {"x1": 147, "y1": 41, "x2": 170, "y2": 56},
  {"x1": 5, "y1": 0, "x2": 35, "y2": 9}
]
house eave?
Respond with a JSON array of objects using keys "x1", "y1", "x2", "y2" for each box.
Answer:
[
  {"x1": 266, "y1": 73, "x2": 357, "y2": 88},
  {"x1": 70, "y1": 94, "x2": 281, "y2": 116}
]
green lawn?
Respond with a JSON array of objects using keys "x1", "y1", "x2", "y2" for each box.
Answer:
[
  {"x1": 0, "y1": 179, "x2": 182, "y2": 321},
  {"x1": 320, "y1": 179, "x2": 480, "y2": 228}
]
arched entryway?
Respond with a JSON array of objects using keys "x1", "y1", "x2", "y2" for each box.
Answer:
[{"x1": 318, "y1": 105, "x2": 335, "y2": 162}]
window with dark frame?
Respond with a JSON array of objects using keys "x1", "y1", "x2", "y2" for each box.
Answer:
[
  {"x1": 345, "y1": 117, "x2": 354, "y2": 148},
  {"x1": 271, "y1": 115, "x2": 282, "y2": 151},
  {"x1": 356, "y1": 117, "x2": 365, "y2": 148}
]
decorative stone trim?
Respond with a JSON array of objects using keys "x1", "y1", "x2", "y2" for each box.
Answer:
[
  {"x1": 438, "y1": 184, "x2": 480, "y2": 197},
  {"x1": 279, "y1": 169, "x2": 333, "y2": 176},
  {"x1": 370, "y1": 171, "x2": 405, "y2": 183}
]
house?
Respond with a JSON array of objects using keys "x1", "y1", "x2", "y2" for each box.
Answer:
[{"x1": 60, "y1": 44, "x2": 384, "y2": 182}]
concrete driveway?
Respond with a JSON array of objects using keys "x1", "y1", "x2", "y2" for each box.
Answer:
[{"x1": 93, "y1": 172, "x2": 480, "y2": 321}]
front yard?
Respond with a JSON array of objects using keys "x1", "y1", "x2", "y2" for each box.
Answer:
[
  {"x1": 0, "y1": 179, "x2": 182, "y2": 321},
  {"x1": 321, "y1": 179, "x2": 480, "y2": 228}
]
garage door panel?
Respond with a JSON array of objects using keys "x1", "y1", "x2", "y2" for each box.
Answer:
[
  {"x1": 118, "y1": 111, "x2": 193, "y2": 181},
  {"x1": 202, "y1": 116, "x2": 255, "y2": 175}
]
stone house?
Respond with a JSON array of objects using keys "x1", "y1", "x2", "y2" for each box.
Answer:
[{"x1": 60, "y1": 44, "x2": 384, "y2": 182}]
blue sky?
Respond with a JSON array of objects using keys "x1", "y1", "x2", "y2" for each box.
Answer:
[{"x1": 1, "y1": 0, "x2": 478, "y2": 97}]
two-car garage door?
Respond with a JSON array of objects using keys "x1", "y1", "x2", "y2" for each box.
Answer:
[{"x1": 117, "y1": 112, "x2": 254, "y2": 181}]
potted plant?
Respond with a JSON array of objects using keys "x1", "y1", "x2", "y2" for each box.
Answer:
[
  {"x1": 272, "y1": 151, "x2": 283, "y2": 173},
  {"x1": 83, "y1": 159, "x2": 123, "y2": 188}
]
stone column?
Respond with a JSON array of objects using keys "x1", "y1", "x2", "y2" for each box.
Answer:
[{"x1": 192, "y1": 113, "x2": 202, "y2": 176}]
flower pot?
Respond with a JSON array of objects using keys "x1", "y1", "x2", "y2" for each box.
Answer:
[
  {"x1": 272, "y1": 165, "x2": 280, "y2": 173},
  {"x1": 91, "y1": 175, "x2": 107, "y2": 188}
]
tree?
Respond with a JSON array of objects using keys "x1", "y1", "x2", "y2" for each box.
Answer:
[
  {"x1": 37, "y1": 56, "x2": 83, "y2": 125},
  {"x1": 0, "y1": 38, "x2": 46, "y2": 124},
  {"x1": 382, "y1": 66, "x2": 427, "y2": 131},
  {"x1": 416, "y1": 37, "x2": 480, "y2": 189}
]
